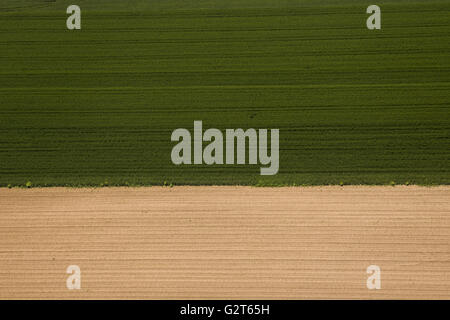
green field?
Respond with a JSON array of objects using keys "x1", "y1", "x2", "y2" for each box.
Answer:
[{"x1": 0, "y1": 0, "x2": 449, "y2": 187}]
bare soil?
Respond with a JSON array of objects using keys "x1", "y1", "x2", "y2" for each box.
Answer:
[{"x1": 0, "y1": 186, "x2": 449, "y2": 299}]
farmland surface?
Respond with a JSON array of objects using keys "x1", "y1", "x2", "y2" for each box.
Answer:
[
  {"x1": 0, "y1": 186, "x2": 449, "y2": 299},
  {"x1": 0, "y1": 0, "x2": 449, "y2": 186}
]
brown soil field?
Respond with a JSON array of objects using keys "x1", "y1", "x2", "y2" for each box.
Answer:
[{"x1": 0, "y1": 186, "x2": 449, "y2": 299}]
